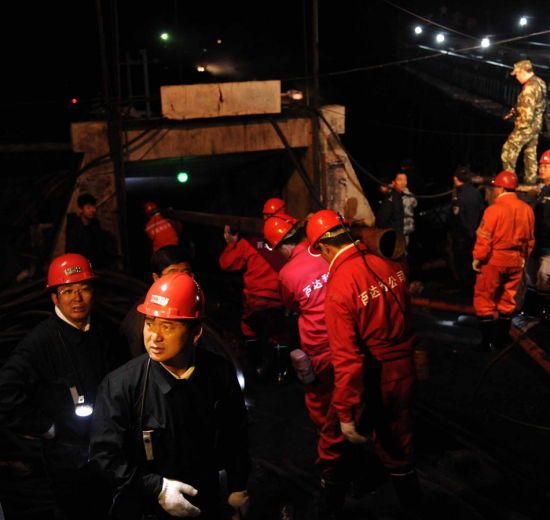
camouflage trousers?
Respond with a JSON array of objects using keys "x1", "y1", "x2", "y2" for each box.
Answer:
[{"x1": 501, "y1": 128, "x2": 540, "y2": 185}]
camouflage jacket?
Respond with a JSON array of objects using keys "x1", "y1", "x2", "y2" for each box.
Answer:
[{"x1": 511, "y1": 75, "x2": 547, "y2": 132}]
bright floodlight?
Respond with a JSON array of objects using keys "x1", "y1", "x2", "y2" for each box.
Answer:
[
  {"x1": 160, "y1": 32, "x2": 170, "y2": 41},
  {"x1": 436, "y1": 33, "x2": 445, "y2": 43},
  {"x1": 196, "y1": 65, "x2": 206, "y2": 72},
  {"x1": 519, "y1": 16, "x2": 527, "y2": 26},
  {"x1": 481, "y1": 37, "x2": 490, "y2": 48},
  {"x1": 177, "y1": 172, "x2": 189, "y2": 183},
  {"x1": 414, "y1": 26, "x2": 423, "y2": 35}
]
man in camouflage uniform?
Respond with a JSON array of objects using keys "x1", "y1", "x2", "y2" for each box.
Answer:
[{"x1": 501, "y1": 60, "x2": 547, "y2": 185}]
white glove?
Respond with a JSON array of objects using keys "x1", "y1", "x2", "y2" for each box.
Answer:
[
  {"x1": 340, "y1": 421, "x2": 370, "y2": 444},
  {"x1": 158, "y1": 478, "x2": 201, "y2": 517}
]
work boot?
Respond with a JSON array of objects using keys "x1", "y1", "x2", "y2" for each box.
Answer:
[
  {"x1": 474, "y1": 316, "x2": 497, "y2": 352},
  {"x1": 319, "y1": 477, "x2": 348, "y2": 520},
  {"x1": 496, "y1": 314, "x2": 513, "y2": 349},
  {"x1": 390, "y1": 469, "x2": 424, "y2": 514}
]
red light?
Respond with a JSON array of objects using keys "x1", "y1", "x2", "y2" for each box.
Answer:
[{"x1": 71, "y1": 98, "x2": 79, "y2": 104}]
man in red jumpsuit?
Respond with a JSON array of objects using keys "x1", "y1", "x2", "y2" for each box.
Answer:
[
  {"x1": 264, "y1": 214, "x2": 351, "y2": 508},
  {"x1": 306, "y1": 210, "x2": 420, "y2": 516},
  {"x1": 219, "y1": 204, "x2": 287, "y2": 378},
  {"x1": 472, "y1": 170, "x2": 535, "y2": 350},
  {"x1": 144, "y1": 201, "x2": 180, "y2": 252}
]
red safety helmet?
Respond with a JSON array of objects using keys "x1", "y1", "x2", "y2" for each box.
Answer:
[
  {"x1": 492, "y1": 170, "x2": 518, "y2": 190},
  {"x1": 263, "y1": 214, "x2": 299, "y2": 249},
  {"x1": 47, "y1": 253, "x2": 95, "y2": 288},
  {"x1": 262, "y1": 198, "x2": 286, "y2": 219},
  {"x1": 137, "y1": 272, "x2": 205, "y2": 320},
  {"x1": 144, "y1": 201, "x2": 158, "y2": 215},
  {"x1": 306, "y1": 209, "x2": 348, "y2": 249},
  {"x1": 539, "y1": 150, "x2": 550, "y2": 165}
]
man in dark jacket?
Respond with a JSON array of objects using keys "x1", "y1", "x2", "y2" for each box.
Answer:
[
  {"x1": 375, "y1": 178, "x2": 404, "y2": 234},
  {"x1": 65, "y1": 193, "x2": 117, "y2": 269},
  {"x1": 0, "y1": 253, "x2": 123, "y2": 519},
  {"x1": 90, "y1": 273, "x2": 250, "y2": 519},
  {"x1": 449, "y1": 167, "x2": 485, "y2": 290}
]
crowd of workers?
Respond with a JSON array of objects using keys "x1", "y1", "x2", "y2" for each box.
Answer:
[{"x1": 0, "y1": 58, "x2": 549, "y2": 520}]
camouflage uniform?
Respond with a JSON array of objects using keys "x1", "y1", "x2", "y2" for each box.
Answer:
[{"x1": 501, "y1": 66, "x2": 547, "y2": 185}]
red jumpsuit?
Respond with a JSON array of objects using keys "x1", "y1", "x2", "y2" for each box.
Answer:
[
  {"x1": 277, "y1": 241, "x2": 345, "y2": 465},
  {"x1": 219, "y1": 237, "x2": 286, "y2": 338},
  {"x1": 325, "y1": 243, "x2": 416, "y2": 471},
  {"x1": 145, "y1": 213, "x2": 180, "y2": 252},
  {"x1": 473, "y1": 192, "x2": 535, "y2": 316}
]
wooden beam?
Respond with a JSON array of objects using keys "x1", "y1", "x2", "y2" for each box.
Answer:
[{"x1": 161, "y1": 80, "x2": 281, "y2": 120}]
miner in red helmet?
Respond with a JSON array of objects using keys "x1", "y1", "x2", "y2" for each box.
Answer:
[
  {"x1": 219, "y1": 199, "x2": 287, "y2": 379},
  {"x1": 90, "y1": 272, "x2": 250, "y2": 519},
  {"x1": 472, "y1": 170, "x2": 535, "y2": 350},
  {"x1": 0, "y1": 253, "x2": 124, "y2": 519},
  {"x1": 305, "y1": 210, "x2": 420, "y2": 517},
  {"x1": 264, "y1": 213, "x2": 354, "y2": 513},
  {"x1": 144, "y1": 201, "x2": 181, "y2": 252},
  {"x1": 262, "y1": 197, "x2": 286, "y2": 219}
]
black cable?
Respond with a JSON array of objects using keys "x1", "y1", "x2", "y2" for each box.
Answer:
[{"x1": 315, "y1": 107, "x2": 454, "y2": 200}]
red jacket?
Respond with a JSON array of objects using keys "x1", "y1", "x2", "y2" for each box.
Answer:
[
  {"x1": 145, "y1": 213, "x2": 179, "y2": 252},
  {"x1": 473, "y1": 192, "x2": 535, "y2": 267},
  {"x1": 325, "y1": 243, "x2": 415, "y2": 422},
  {"x1": 219, "y1": 237, "x2": 286, "y2": 304},
  {"x1": 278, "y1": 241, "x2": 330, "y2": 368}
]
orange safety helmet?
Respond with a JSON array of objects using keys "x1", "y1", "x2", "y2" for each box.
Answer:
[
  {"x1": 539, "y1": 150, "x2": 550, "y2": 165},
  {"x1": 47, "y1": 253, "x2": 95, "y2": 288},
  {"x1": 137, "y1": 272, "x2": 205, "y2": 320},
  {"x1": 262, "y1": 198, "x2": 286, "y2": 219},
  {"x1": 144, "y1": 201, "x2": 159, "y2": 215},
  {"x1": 263, "y1": 214, "x2": 299, "y2": 249},
  {"x1": 306, "y1": 209, "x2": 348, "y2": 249},
  {"x1": 492, "y1": 170, "x2": 518, "y2": 190}
]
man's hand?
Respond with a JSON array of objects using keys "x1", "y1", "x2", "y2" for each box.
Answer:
[
  {"x1": 224, "y1": 225, "x2": 239, "y2": 244},
  {"x1": 503, "y1": 108, "x2": 517, "y2": 121},
  {"x1": 472, "y1": 258, "x2": 482, "y2": 273},
  {"x1": 340, "y1": 421, "x2": 370, "y2": 444},
  {"x1": 158, "y1": 478, "x2": 201, "y2": 517}
]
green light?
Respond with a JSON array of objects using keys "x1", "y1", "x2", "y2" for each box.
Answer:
[
  {"x1": 177, "y1": 172, "x2": 189, "y2": 183},
  {"x1": 160, "y1": 32, "x2": 170, "y2": 41}
]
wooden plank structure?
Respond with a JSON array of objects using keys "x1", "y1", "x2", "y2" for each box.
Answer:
[{"x1": 53, "y1": 80, "x2": 374, "y2": 262}]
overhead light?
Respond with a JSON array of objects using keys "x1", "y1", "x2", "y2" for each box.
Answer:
[
  {"x1": 196, "y1": 65, "x2": 206, "y2": 72},
  {"x1": 481, "y1": 37, "x2": 490, "y2": 48},
  {"x1": 519, "y1": 16, "x2": 528, "y2": 27},
  {"x1": 436, "y1": 33, "x2": 445, "y2": 43},
  {"x1": 414, "y1": 26, "x2": 423, "y2": 35},
  {"x1": 160, "y1": 32, "x2": 170, "y2": 41}
]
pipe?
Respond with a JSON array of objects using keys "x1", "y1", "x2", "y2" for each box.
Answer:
[
  {"x1": 411, "y1": 297, "x2": 475, "y2": 315},
  {"x1": 351, "y1": 227, "x2": 406, "y2": 260},
  {"x1": 168, "y1": 210, "x2": 263, "y2": 235}
]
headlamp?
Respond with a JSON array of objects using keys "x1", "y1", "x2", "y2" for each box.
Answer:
[{"x1": 70, "y1": 386, "x2": 93, "y2": 417}]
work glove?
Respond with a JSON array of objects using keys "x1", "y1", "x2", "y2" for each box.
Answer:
[
  {"x1": 224, "y1": 225, "x2": 239, "y2": 244},
  {"x1": 158, "y1": 478, "x2": 201, "y2": 517},
  {"x1": 503, "y1": 108, "x2": 517, "y2": 121},
  {"x1": 340, "y1": 421, "x2": 370, "y2": 444},
  {"x1": 472, "y1": 258, "x2": 482, "y2": 273}
]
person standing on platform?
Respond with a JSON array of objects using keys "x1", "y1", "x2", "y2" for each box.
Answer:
[
  {"x1": 90, "y1": 273, "x2": 250, "y2": 520},
  {"x1": 501, "y1": 60, "x2": 547, "y2": 185},
  {"x1": 144, "y1": 201, "x2": 181, "y2": 253},
  {"x1": 393, "y1": 173, "x2": 417, "y2": 247},
  {"x1": 0, "y1": 254, "x2": 124, "y2": 520},
  {"x1": 306, "y1": 210, "x2": 421, "y2": 517},
  {"x1": 472, "y1": 171, "x2": 535, "y2": 351},
  {"x1": 449, "y1": 167, "x2": 485, "y2": 290},
  {"x1": 66, "y1": 193, "x2": 117, "y2": 269}
]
